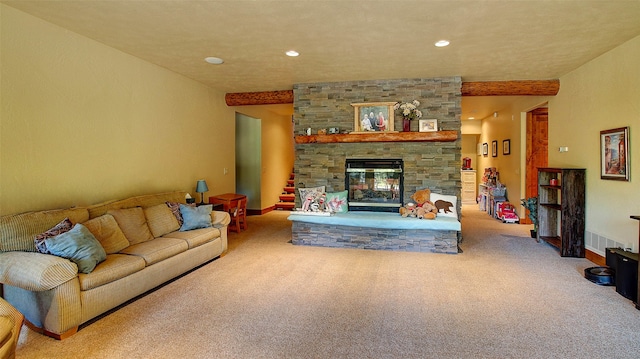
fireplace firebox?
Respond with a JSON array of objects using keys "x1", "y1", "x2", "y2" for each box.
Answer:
[{"x1": 345, "y1": 159, "x2": 403, "y2": 212}]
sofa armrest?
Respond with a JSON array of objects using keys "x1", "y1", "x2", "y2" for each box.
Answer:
[
  {"x1": 0, "y1": 251, "x2": 78, "y2": 291},
  {"x1": 211, "y1": 210, "x2": 230, "y2": 227}
]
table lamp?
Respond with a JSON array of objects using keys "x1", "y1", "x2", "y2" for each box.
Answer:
[{"x1": 195, "y1": 180, "x2": 209, "y2": 205}]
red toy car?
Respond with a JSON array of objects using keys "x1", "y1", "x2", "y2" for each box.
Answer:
[{"x1": 497, "y1": 202, "x2": 520, "y2": 223}]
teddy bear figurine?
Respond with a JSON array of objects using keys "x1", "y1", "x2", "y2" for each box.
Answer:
[
  {"x1": 412, "y1": 188, "x2": 437, "y2": 220},
  {"x1": 399, "y1": 202, "x2": 417, "y2": 217},
  {"x1": 398, "y1": 188, "x2": 437, "y2": 219}
]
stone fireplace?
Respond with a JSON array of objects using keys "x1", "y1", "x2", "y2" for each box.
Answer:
[{"x1": 293, "y1": 77, "x2": 462, "y2": 208}]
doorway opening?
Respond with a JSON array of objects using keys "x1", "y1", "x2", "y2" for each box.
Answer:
[{"x1": 522, "y1": 106, "x2": 548, "y2": 224}]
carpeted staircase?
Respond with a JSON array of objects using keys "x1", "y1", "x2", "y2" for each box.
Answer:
[{"x1": 275, "y1": 172, "x2": 295, "y2": 210}]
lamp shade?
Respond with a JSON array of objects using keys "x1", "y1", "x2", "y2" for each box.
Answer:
[{"x1": 195, "y1": 180, "x2": 209, "y2": 193}]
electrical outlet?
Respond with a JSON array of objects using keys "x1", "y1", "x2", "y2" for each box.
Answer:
[
  {"x1": 559, "y1": 146, "x2": 569, "y2": 152},
  {"x1": 223, "y1": 168, "x2": 228, "y2": 175}
]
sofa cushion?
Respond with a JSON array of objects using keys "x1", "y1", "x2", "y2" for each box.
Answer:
[
  {"x1": 179, "y1": 204, "x2": 213, "y2": 231},
  {"x1": 44, "y1": 223, "x2": 107, "y2": 274},
  {"x1": 88, "y1": 191, "x2": 188, "y2": 218},
  {"x1": 78, "y1": 253, "x2": 146, "y2": 291},
  {"x1": 34, "y1": 218, "x2": 74, "y2": 254},
  {"x1": 83, "y1": 214, "x2": 130, "y2": 254},
  {"x1": 144, "y1": 204, "x2": 180, "y2": 238},
  {"x1": 107, "y1": 207, "x2": 154, "y2": 245},
  {"x1": 162, "y1": 227, "x2": 219, "y2": 249},
  {"x1": 0, "y1": 207, "x2": 90, "y2": 252},
  {"x1": 119, "y1": 238, "x2": 188, "y2": 266}
]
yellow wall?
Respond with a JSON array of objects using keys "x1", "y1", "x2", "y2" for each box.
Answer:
[
  {"x1": 476, "y1": 97, "x2": 549, "y2": 210},
  {"x1": 233, "y1": 105, "x2": 295, "y2": 210},
  {"x1": 549, "y1": 34, "x2": 640, "y2": 252},
  {"x1": 0, "y1": 5, "x2": 236, "y2": 215}
]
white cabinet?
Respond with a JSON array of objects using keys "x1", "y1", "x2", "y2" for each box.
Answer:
[{"x1": 461, "y1": 170, "x2": 477, "y2": 204}]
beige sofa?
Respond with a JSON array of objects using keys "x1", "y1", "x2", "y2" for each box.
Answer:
[{"x1": 0, "y1": 191, "x2": 229, "y2": 340}]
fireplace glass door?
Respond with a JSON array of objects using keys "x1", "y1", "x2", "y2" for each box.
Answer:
[{"x1": 345, "y1": 159, "x2": 403, "y2": 212}]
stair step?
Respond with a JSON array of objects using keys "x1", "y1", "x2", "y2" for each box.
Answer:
[
  {"x1": 279, "y1": 194, "x2": 295, "y2": 201},
  {"x1": 290, "y1": 173, "x2": 295, "y2": 180},
  {"x1": 275, "y1": 202, "x2": 295, "y2": 210},
  {"x1": 284, "y1": 187, "x2": 295, "y2": 193},
  {"x1": 287, "y1": 179, "x2": 295, "y2": 186}
]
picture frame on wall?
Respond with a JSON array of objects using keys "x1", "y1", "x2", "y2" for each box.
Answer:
[
  {"x1": 503, "y1": 139, "x2": 511, "y2": 155},
  {"x1": 600, "y1": 126, "x2": 629, "y2": 181},
  {"x1": 492, "y1": 140, "x2": 498, "y2": 157},
  {"x1": 351, "y1": 102, "x2": 396, "y2": 133},
  {"x1": 482, "y1": 143, "x2": 488, "y2": 156},
  {"x1": 419, "y1": 119, "x2": 438, "y2": 132}
]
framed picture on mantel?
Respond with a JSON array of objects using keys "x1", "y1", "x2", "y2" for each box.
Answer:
[{"x1": 351, "y1": 102, "x2": 396, "y2": 133}]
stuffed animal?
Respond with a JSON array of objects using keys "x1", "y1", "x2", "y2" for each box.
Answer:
[
  {"x1": 399, "y1": 189, "x2": 438, "y2": 219},
  {"x1": 411, "y1": 188, "x2": 437, "y2": 219},
  {"x1": 417, "y1": 200, "x2": 437, "y2": 219},
  {"x1": 399, "y1": 202, "x2": 417, "y2": 217}
]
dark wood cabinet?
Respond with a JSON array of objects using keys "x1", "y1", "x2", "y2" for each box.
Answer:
[{"x1": 537, "y1": 168, "x2": 586, "y2": 257}]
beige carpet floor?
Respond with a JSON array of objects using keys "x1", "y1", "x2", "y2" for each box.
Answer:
[{"x1": 16, "y1": 205, "x2": 640, "y2": 358}]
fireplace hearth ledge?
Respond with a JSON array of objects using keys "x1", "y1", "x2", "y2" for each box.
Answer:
[{"x1": 288, "y1": 212, "x2": 460, "y2": 254}]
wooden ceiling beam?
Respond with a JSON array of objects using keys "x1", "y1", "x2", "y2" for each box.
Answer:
[
  {"x1": 224, "y1": 80, "x2": 560, "y2": 106},
  {"x1": 225, "y1": 90, "x2": 294, "y2": 106},
  {"x1": 461, "y1": 80, "x2": 560, "y2": 96}
]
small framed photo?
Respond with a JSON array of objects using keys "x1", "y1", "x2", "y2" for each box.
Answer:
[
  {"x1": 600, "y1": 126, "x2": 629, "y2": 181},
  {"x1": 503, "y1": 139, "x2": 511, "y2": 155},
  {"x1": 351, "y1": 102, "x2": 396, "y2": 133},
  {"x1": 482, "y1": 143, "x2": 488, "y2": 156},
  {"x1": 492, "y1": 140, "x2": 498, "y2": 157},
  {"x1": 419, "y1": 119, "x2": 438, "y2": 132}
]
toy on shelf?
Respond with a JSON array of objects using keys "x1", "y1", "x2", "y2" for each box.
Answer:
[{"x1": 497, "y1": 202, "x2": 519, "y2": 223}]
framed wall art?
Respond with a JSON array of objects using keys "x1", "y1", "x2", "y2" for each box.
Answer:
[
  {"x1": 351, "y1": 102, "x2": 396, "y2": 133},
  {"x1": 503, "y1": 139, "x2": 511, "y2": 155},
  {"x1": 482, "y1": 143, "x2": 488, "y2": 156},
  {"x1": 419, "y1": 119, "x2": 438, "y2": 132},
  {"x1": 492, "y1": 140, "x2": 498, "y2": 157},
  {"x1": 600, "y1": 126, "x2": 629, "y2": 181}
]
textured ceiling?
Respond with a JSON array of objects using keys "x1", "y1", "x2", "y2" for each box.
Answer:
[{"x1": 4, "y1": 0, "x2": 640, "y2": 120}]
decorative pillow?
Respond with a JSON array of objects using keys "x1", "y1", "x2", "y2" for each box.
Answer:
[
  {"x1": 430, "y1": 193, "x2": 458, "y2": 218},
  {"x1": 166, "y1": 201, "x2": 195, "y2": 225},
  {"x1": 326, "y1": 191, "x2": 348, "y2": 213},
  {"x1": 179, "y1": 204, "x2": 213, "y2": 231},
  {"x1": 298, "y1": 186, "x2": 326, "y2": 203},
  {"x1": 44, "y1": 223, "x2": 107, "y2": 274},
  {"x1": 35, "y1": 218, "x2": 74, "y2": 254},
  {"x1": 83, "y1": 214, "x2": 130, "y2": 254},
  {"x1": 144, "y1": 204, "x2": 180, "y2": 237},
  {"x1": 107, "y1": 207, "x2": 155, "y2": 245}
]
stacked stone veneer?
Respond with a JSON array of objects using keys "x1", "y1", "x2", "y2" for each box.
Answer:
[
  {"x1": 291, "y1": 222, "x2": 459, "y2": 254},
  {"x1": 292, "y1": 77, "x2": 462, "y2": 253},
  {"x1": 293, "y1": 77, "x2": 462, "y2": 207}
]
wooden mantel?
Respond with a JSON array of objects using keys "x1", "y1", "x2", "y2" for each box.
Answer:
[{"x1": 295, "y1": 131, "x2": 458, "y2": 144}]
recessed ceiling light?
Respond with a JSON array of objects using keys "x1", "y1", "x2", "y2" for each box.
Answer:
[
  {"x1": 468, "y1": 117, "x2": 475, "y2": 120},
  {"x1": 286, "y1": 50, "x2": 299, "y2": 57},
  {"x1": 204, "y1": 56, "x2": 224, "y2": 64},
  {"x1": 434, "y1": 40, "x2": 450, "y2": 47}
]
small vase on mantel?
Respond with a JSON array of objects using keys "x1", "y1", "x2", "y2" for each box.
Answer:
[{"x1": 403, "y1": 118, "x2": 411, "y2": 132}]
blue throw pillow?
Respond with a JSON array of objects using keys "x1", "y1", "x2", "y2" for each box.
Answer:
[
  {"x1": 179, "y1": 204, "x2": 213, "y2": 231},
  {"x1": 44, "y1": 223, "x2": 107, "y2": 274}
]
